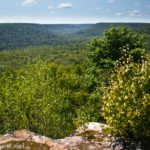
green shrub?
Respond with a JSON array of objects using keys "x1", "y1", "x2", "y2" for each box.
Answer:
[{"x1": 102, "y1": 55, "x2": 150, "y2": 139}]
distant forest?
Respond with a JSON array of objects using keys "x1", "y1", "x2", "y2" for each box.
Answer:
[{"x1": 0, "y1": 23, "x2": 150, "y2": 50}]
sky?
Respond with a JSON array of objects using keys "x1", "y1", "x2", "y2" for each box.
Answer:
[{"x1": 0, "y1": 0, "x2": 150, "y2": 24}]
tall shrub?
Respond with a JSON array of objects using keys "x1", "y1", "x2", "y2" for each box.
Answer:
[{"x1": 102, "y1": 55, "x2": 150, "y2": 139}]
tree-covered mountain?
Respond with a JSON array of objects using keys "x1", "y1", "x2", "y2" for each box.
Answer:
[
  {"x1": 76, "y1": 23, "x2": 150, "y2": 36},
  {"x1": 0, "y1": 23, "x2": 150, "y2": 50}
]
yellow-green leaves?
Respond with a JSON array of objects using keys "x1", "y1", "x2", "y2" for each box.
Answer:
[
  {"x1": 102, "y1": 55, "x2": 150, "y2": 139},
  {"x1": 0, "y1": 60, "x2": 91, "y2": 138}
]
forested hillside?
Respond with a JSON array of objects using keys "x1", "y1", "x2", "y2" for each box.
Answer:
[
  {"x1": 77, "y1": 23, "x2": 150, "y2": 36},
  {"x1": 0, "y1": 23, "x2": 150, "y2": 50},
  {"x1": 0, "y1": 23, "x2": 89, "y2": 50}
]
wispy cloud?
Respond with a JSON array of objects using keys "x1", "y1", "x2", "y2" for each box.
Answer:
[
  {"x1": 108, "y1": 0, "x2": 115, "y2": 4},
  {"x1": 128, "y1": 10, "x2": 141, "y2": 16},
  {"x1": 115, "y1": 10, "x2": 142, "y2": 17},
  {"x1": 57, "y1": 3, "x2": 73, "y2": 9},
  {"x1": 22, "y1": 0, "x2": 36, "y2": 6},
  {"x1": 48, "y1": 5, "x2": 53, "y2": 9},
  {"x1": 0, "y1": 16, "x2": 101, "y2": 24},
  {"x1": 116, "y1": 12, "x2": 123, "y2": 16}
]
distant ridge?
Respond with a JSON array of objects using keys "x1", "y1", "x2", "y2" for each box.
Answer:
[{"x1": 0, "y1": 23, "x2": 149, "y2": 50}]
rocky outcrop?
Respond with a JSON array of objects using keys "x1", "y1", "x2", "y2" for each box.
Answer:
[
  {"x1": 0, "y1": 122, "x2": 114, "y2": 150},
  {"x1": 0, "y1": 122, "x2": 145, "y2": 150},
  {"x1": 0, "y1": 130, "x2": 66, "y2": 150}
]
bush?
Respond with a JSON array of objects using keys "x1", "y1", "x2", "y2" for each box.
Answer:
[{"x1": 102, "y1": 55, "x2": 150, "y2": 140}]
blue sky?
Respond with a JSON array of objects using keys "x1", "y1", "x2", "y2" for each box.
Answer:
[{"x1": 0, "y1": 0, "x2": 150, "y2": 24}]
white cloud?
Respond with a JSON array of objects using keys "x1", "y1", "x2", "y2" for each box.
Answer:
[
  {"x1": 116, "y1": 12, "x2": 123, "y2": 16},
  {"x1": 57, "y1": 3, "x2": 73, "y2": 9},
  {"x1": 128, "y1": 10, "x2": 141, "y2": 16},
  {"x1": 108, "y1": 0, "x2": 115, "y2": 4},
  {"x1": 22, "y1": 0, "x2": 36, "y2": 6},
  {"x1": 115, "y1": 10, "x2": 143, "y2": 17},
  {"x1": 48, "y1": 5, "x2": 53, "y2": 9}
]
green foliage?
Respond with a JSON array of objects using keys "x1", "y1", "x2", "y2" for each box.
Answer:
[
  {"x1": 0, "y1": 54, "x2": 102, "y2": 138},
  {"x1": 102, "y1": 55, "x2": 150, "y2": 139},
  {"x1": 129, "y1": 48, "x2": 146, "y2": 63},
  {"x1": 0, "y1": 61, "x2": 90, "y2": 138},
  {"x1": 88, "y1": 26, "x2": 147, "y2": 69},
  {"x1": 0, "y1": 47, "x2": 86, "y2": 73}
]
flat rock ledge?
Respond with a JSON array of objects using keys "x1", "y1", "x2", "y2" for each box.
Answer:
[{"x1": 0, "y1": 122, "x2": 141, "y2": 150}]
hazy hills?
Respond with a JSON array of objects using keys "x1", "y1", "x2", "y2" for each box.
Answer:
[{"x1": 0, "y1": 23, "x2": 149, "y2": 50}]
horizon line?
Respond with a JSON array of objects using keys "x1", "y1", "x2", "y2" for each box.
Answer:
[{"x1": 0, "y1": 21, "x2": 150, "y2": 25}]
